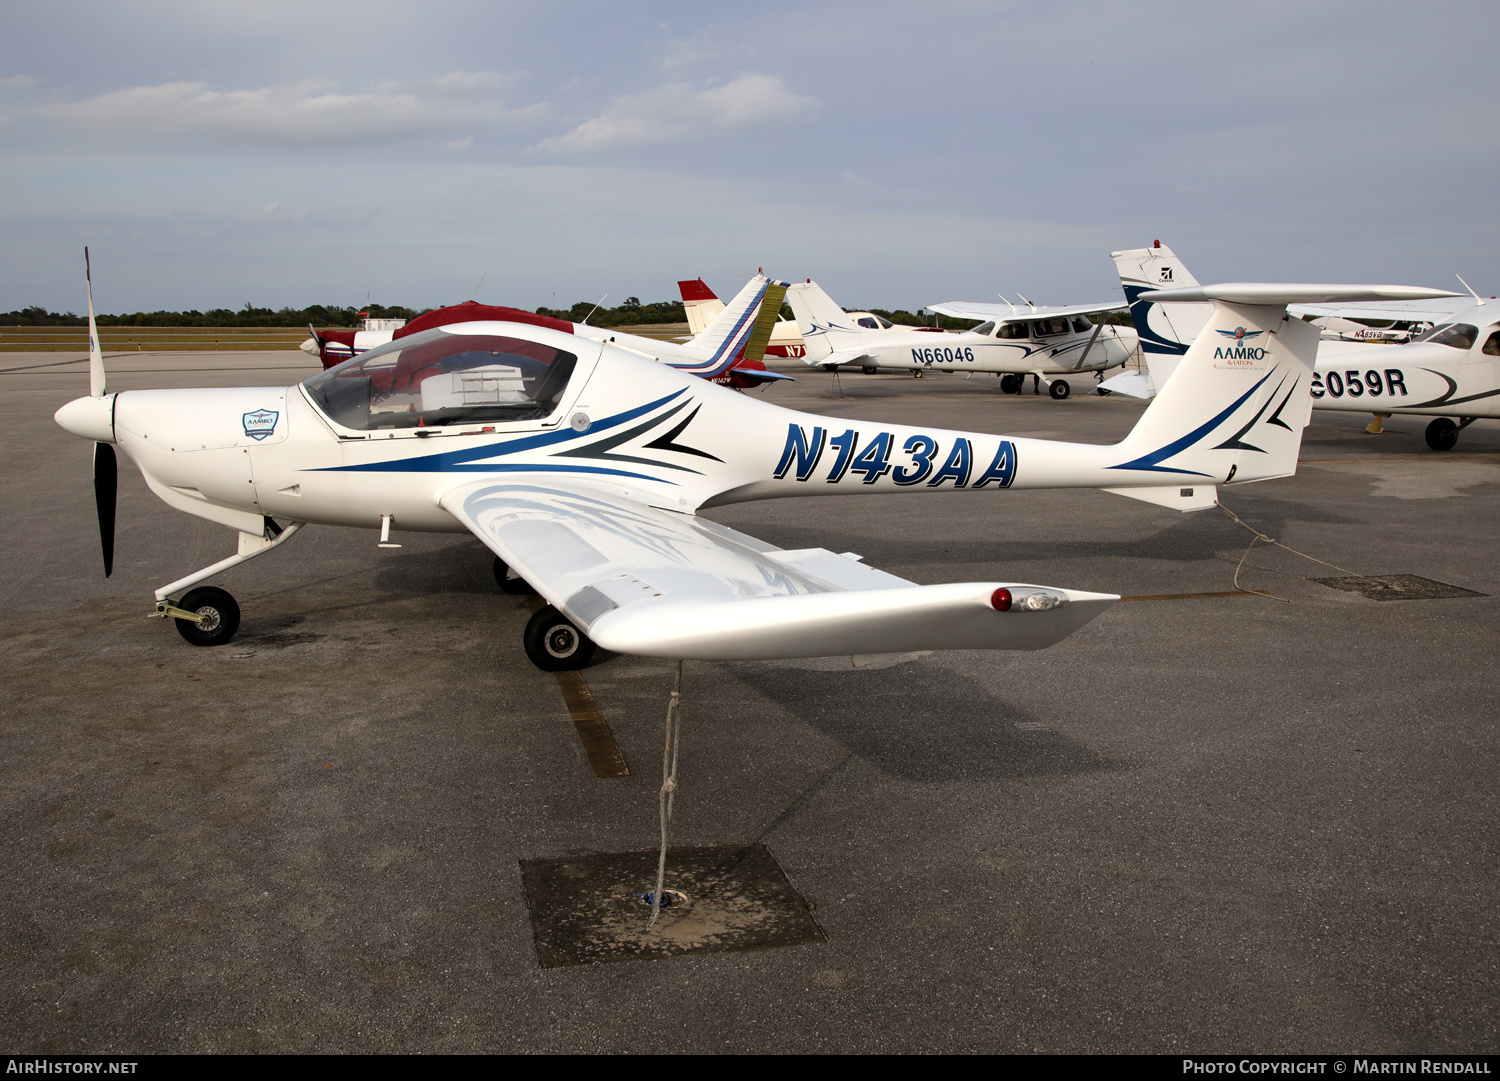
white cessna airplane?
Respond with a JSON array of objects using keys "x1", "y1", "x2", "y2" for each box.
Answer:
[
  {"x1": 1110, "y1": 243, "x2": 1482, "y2": 450},
  {"x1": 56, "y1": 251, "x2": 1449, "y2": 669},
  {"x1": 786, "y1": 281, "x2": 1137, "y2": 400}
]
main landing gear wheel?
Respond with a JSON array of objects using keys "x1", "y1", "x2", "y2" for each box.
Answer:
[
  {"x1": 912, "y1": 369, "x2": 924, "y2": 379},
  {"x1": 822, "y1": 363, "x2": 838, "y2": 372},
  {"x1": 524, "y1": 605, "x2": 597, "y2": 671},
  {"x1": 493, "y1": 555, "x2": 534, "y2": 595},
  {"x1": 999, "y1": 374, "x2": 1021, "y2": 395},
  {"x1": 861, "y1": 366, "x2": 878, "y2": 375},
  {"x1": 1426, "y1": 417, "x2": 1459, "y2": 451},
  {"x1": 173, "y1": 586, "x2": 241, "y2": 647},
  {"x1": 1049, "y1": 379, "x2": 1071, "y2": 400}
]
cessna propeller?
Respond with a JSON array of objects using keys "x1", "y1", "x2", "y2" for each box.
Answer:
[{"x1": 84, "y1": 247, "x2": 116, "y2": 577}]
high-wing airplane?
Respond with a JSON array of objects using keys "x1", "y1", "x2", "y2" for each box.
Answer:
[
  {"x1": 786, "y1": 281, "x2": 1137, "y2": 399},
  {"x1": 56, "y1": 250, "x2": 1451, "y2": 671},
  {"x1": 679, "y1": 277, "x2": 807, "y2": 357},
  {"x1": 306, "y1": 274, "x2": 793, "y2": 389},
  {"x1": 1109, "y1": 243, "x2": 1482, "y2": 449}
]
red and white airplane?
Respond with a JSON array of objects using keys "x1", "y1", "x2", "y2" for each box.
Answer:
[
  {"x1": 679, "y1": 277, "x2": 808, "y2": 358},
  {"x1": 305, "y1": 275, "x2": 792, "y2": 389}
]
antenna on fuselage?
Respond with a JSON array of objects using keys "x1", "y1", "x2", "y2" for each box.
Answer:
[
  {"x1": 470, "y1": 268, "x2": 489, "y2": 302},
  {"x1": 1456, "y1": 274, "x2": 1485, "y2": 306},
  {"x1": 997, "y1": 294, "x2": 1018, "y2": 315},
  {"x1": 1016, "y1": 293, "x2": 1037, "y2": 310},
  {"x1": 581, "y1": 293, "x2": 609, "y2": 325}
]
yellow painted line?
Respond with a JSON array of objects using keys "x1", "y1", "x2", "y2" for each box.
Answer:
[
  {"x1": 1117, "y1": 591, "x2": 1270, "y2": 602},
  {"x1": 526, "y1": 594, "x2": 629, "y2": 778}
]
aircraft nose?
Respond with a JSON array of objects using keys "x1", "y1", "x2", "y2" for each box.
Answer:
[{"x1": 55, "y1": 394, "x2": 116, "y2": 442}]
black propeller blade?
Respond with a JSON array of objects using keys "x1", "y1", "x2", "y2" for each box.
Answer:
[{"x1": 93, "y1": 441, "x2": 116, "y2": 577}]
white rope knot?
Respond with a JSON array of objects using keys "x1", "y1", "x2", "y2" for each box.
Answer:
[{"x1": 1215, "y1": 500, "x2": 1360, "y2": 601}]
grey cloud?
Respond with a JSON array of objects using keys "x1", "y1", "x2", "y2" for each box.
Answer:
[
  {"x1": 536, "y1": 74, "x2": 814, "y2": 153},
  {"x1": 32, "y1": 74, "x2": 547, "y2": 148}
]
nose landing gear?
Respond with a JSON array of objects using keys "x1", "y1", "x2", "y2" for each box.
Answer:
[
  {"x1": 1425, "y1": 416, "x2": 1476, "y2": 451},
  {"x1": 151, "y1": 518, "x2": 304, "y2": 647}
]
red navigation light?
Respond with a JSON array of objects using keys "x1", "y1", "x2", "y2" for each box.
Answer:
[
  {"x1": 990, "y1": 587, "x2": 1012, "y2": 611},
  {"x1": 1153, "y1": 239, "x2": 1160, "y2": 248}
]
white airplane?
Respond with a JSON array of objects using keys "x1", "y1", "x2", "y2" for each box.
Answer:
[
  {"x1": 305, "y1": 274, "x2": 792, "y2": 389},
  {"x1": 786, "y1": 281, "x2": 1137, "y2": 400},
  {"x1": 56, "y1": 250, "x2": 1449, "y2": 670},
  {"x1": 1109, "y1": 243, "x2": 1482, "y2": 449},
  {"x1": 679, "y1": 277, "x2": 807, "y2": 358}
]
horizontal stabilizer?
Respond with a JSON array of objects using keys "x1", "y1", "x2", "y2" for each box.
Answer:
[
  {"x1": 927, "y1": 299, "x2": 1127, "y2": 322},
  {"x1": 1100, "y1": 484, "x2": 1217, "y2": 512},
  {"x1": 1097, "y1": 370, "x2": 1154, "y2": 399},
  {"x1": 1142, "y1": 284, "x2": 1462, "y2": 306}
]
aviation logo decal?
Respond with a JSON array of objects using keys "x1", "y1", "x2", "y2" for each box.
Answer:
[
  {"x1": 776, "y1": 425, "x2": 1015, "y2": 488},
  {"x1": 243, "y1": 409, "x2": 280, "y2": 441},
  {"x1": 1216, "y1": 327, "x2": 1264, "y2": 341}
]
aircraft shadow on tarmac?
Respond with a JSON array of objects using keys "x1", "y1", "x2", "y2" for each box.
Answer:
[
  {"x1": 701, "y1": 500, "x2": 1358, "y2": 575},
  {"x1": 719, "y1": 660, "x2": 1116, "y2": 784}
]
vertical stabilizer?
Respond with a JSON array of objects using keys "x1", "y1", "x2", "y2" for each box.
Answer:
[
  {"x1": 784, "y1": 281, "x2": 864, "y2": 360},
  {"x1": 1111, "y1": 243, "x2": 1212, "y2": 390},
  {"x1": 678, "y1": 278, "x2": 725, "y2": 337},
  {"x1": 1109, "y1": 296, "x2": 1319, "y2": 491}
]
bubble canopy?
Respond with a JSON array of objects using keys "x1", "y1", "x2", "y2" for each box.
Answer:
[{"x1": 302, "y1": 326, "x2": 579, "y2": 431}]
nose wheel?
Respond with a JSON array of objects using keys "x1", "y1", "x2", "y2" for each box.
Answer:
[
  {"x1": 1048, "y1": 379, "x2": 1071, "y2": 400},
  {"x1": 524, "y1": 605, "x2": 598, "y2": 671},
  {"x1": 170, "y1": 586, "x2": 241, "y2": 647}
]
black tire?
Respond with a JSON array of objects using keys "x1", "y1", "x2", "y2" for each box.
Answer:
[
  {"x1": 822, "y1": 363, "x2": 838, "y2": 372},
  {"x1": 1049, "y1": 379, "x2": 1071, "y2": 400},
  {"x1": 524, "y1": 605, "x2": 597, "y2": 671},
  {"x1": 999, "y1": 374, "x2": 1021, "y2": 395},
  {"x1": 1096, "y1": 386, "x2": 1111, "y2": 396},
  {"x1": 173, "y1": 586, "x2": 241, "y2": 646},
  {"x1": 493, "y1": 555, "x2": 534, "y2": 595},
  {"x1": 1426, "y1": 417, "x2": 1459, "y2": 451},
  {"x1": 913, "y1": 370, "x2": 924, "y2": 379},
  {"x1": 861, "y1": 366, "x2": 878, "y2": 375}
]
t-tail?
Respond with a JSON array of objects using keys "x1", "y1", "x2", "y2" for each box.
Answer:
[
  {"x1": 1110, "y1": 242, "x2": 1212, "y2": 392},
  {"x1": 1099, "y1": 283, "x2": 1457, "y2": 511}
]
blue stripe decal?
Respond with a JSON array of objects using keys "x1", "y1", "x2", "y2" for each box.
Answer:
[
  {"x1": 314, "y1": 388, "x2": 688, "y2": 473},
  {"x1": 1107, "y1": 372, "x2": 1272, "y2": 476}
]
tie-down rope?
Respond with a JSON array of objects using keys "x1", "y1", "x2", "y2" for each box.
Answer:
[
  {"x1": 1215, "y1": 501, "x2": 1362, "y2": 602},
  {"x1": 648, "y1": 660, "x2": 684, "y2": 931}
]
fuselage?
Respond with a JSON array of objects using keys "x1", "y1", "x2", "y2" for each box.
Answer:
[
  {"x1": 56, "y1": 321, "x2": 1234, "y2": 542},
  {"x1": 806, "y1": 317, "x2": 1138, "y2": 375},
  {"x1": 1309, "y1": 321, "x2": 1500, "y2": 418}
]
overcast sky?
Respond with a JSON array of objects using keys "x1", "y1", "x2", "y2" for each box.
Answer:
[{"x1": 3, "y1": 0, "x2": 1497, "y2": 313}]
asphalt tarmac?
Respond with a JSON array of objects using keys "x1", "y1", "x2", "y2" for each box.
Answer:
[{"x1": 2, "y1": 351, "x2": 1497, "y2": 1053}]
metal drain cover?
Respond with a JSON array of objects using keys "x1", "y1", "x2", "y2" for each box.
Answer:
[
  {"x1": 1309, "y1": 574, "x2": 1487, "y2": 601},
  {"x1": 518, "y1": 843, "x2": 826, "y2": 968}
]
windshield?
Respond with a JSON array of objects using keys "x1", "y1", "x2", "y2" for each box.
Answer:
[
  {"x1": 303, "y1": 327, "x2": 578, "y2": 431},
  {"x1": 1411, "y1": 322, "x2": 1478, "y2": 350},
  {"x1": 971, "y1": 321, "x2": 996, "y2": 336}
]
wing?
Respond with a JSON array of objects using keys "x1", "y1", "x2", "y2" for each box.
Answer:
[
  {"x1": 1287, "y1": 297, "x2": 1479, "y2": 323},
  {"x1": 927, "y1": 300, "x2": 1128, "y2": 322},
  {"x1": 438, "y1": 478, "x2": 1115, "y2": 661}
]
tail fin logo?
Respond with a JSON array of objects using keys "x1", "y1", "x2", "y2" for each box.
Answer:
[{"x1": 1216, "y1": 327, "x2": 1263, "y2": 341}]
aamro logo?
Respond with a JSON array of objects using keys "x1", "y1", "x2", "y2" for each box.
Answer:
[
  {"x1": 243, "y1": 408, "x2": 279, "y2": 441},
  {"x1": 1216, "y1": 326, "x2": 1264, "y2": 341}
]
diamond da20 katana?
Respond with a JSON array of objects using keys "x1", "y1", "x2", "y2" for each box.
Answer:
[{"x1": 54, "y1": 254, "x2": 1454, "y2": 670}]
